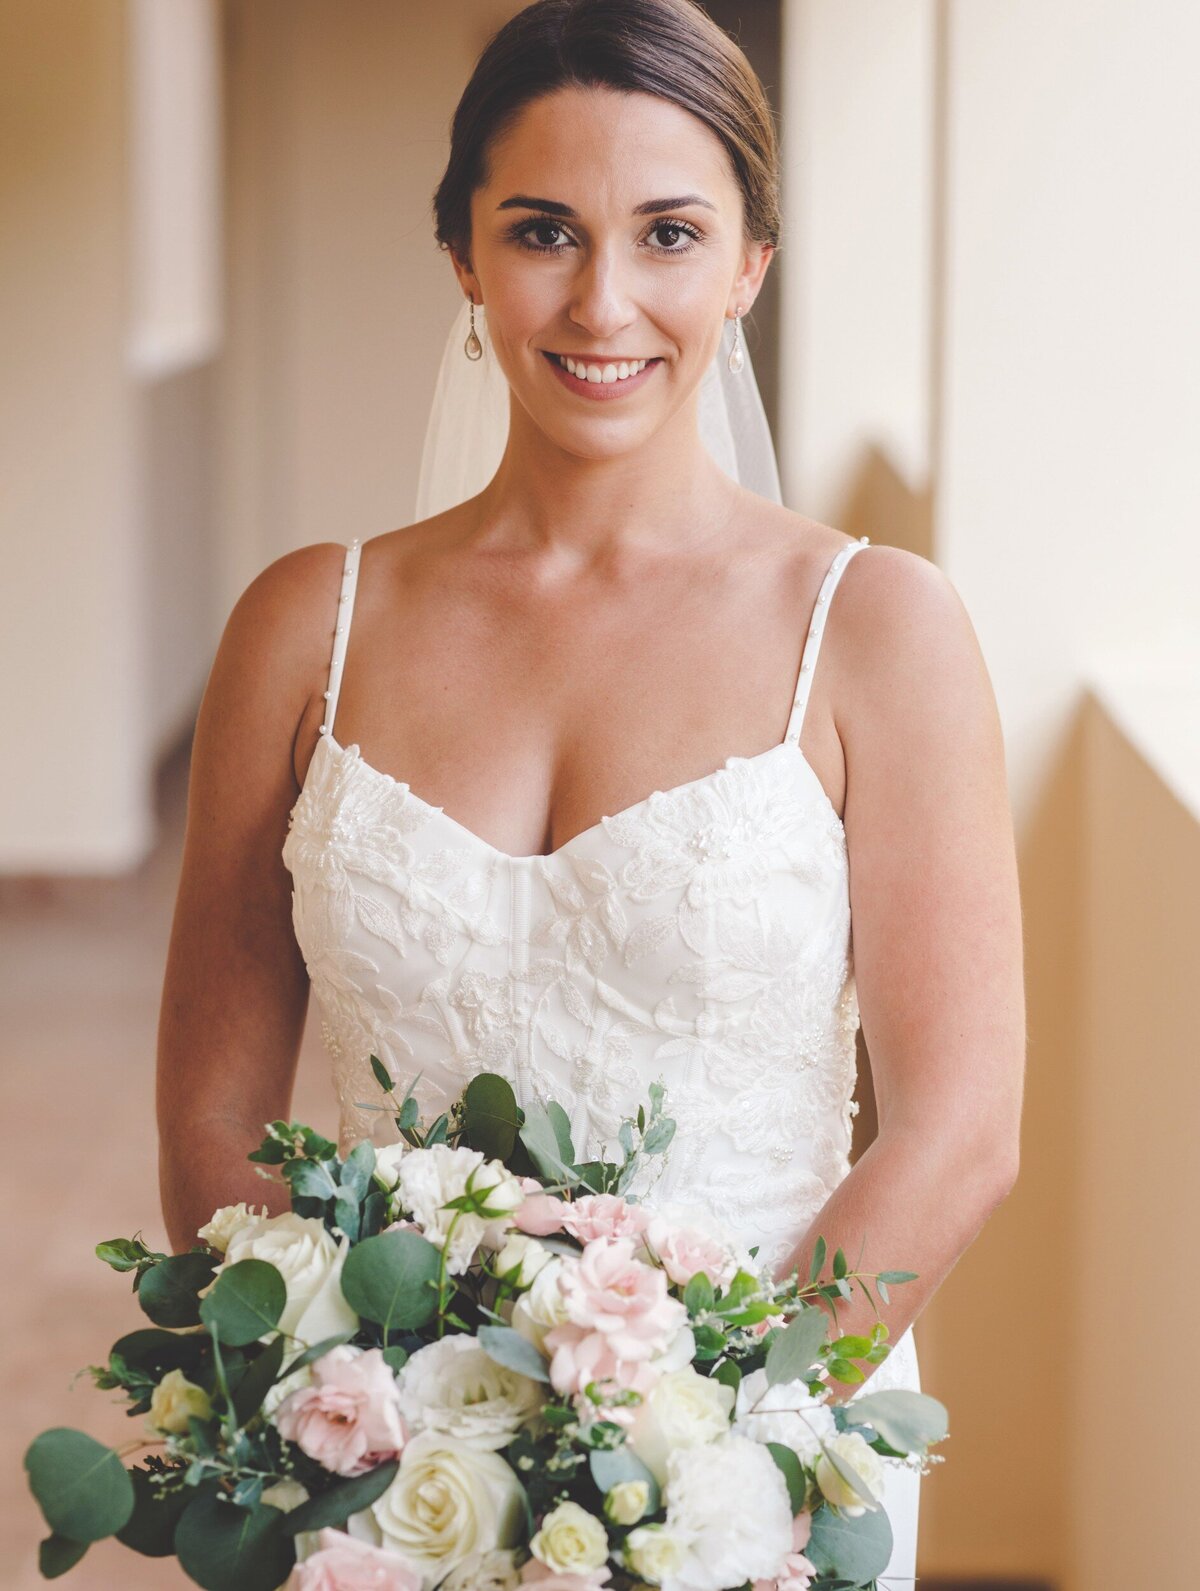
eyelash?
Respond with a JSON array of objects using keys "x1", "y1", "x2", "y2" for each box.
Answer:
[{"x1": 507, "y1": 215, "x2": 705, "y2": 256}]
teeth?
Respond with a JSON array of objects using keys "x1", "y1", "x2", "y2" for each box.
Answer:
[{"x1": 558, "y1": 355, "x2": 650, "y2": 384}]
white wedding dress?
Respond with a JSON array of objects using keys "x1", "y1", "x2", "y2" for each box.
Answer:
[{"x1": 281, "y1": 531, "x2": 923, "y2": 1586}]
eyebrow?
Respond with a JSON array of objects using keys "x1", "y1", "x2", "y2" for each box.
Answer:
[{"x1": 496, "y1": 193, "x2": 718, "y2": 217}]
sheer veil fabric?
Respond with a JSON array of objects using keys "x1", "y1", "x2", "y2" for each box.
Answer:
[{"x1": 413, "y1": 297, "x2": 783, "y2": 519}]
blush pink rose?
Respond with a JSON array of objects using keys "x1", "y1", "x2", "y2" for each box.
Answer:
[
  {"x1": 560, "y1": 1194, "x2": 648, "y2": 1245},
  {"x1": 560, "y1": 1238, "x2": 687, "y2": 1361},
  {"x1": 542, "y1": 1319, "x2": 662, "y2": 1408},
  {"x1": 274, "y1": 1346, "x2": 407, "y2": 1477},
  {"x1": 645, "y1": 1209, "x2": 740, "y2": 1289},
  {"x1": 521, "y1": 1560, "x2": 613, "y2": 1589},
  {"x1": 752, "y1": 1512, "x2": 817, "y2": 1591},
  {"x1": 291, "y1": 1528, "x2": 421, "y2": 1589},
  {"x1": 513, "y1": 1178, "x2": 568, "y2": 1237}
]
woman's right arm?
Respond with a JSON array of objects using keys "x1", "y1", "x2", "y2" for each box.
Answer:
[{"x1": 156, "y1": 541, "x2": 347, "y2": 1253}]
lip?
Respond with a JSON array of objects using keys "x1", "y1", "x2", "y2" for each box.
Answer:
[{"x1": 541, "y1": 349, "x2": 662, "y2": 401}]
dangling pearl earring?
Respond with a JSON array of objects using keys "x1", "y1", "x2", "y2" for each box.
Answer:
[
  {"x1": 727, "y1": 305, "x2": 745, "y2": 374},
  {"x1": 464, "y1": 296, "x2": 483, "y2": 361}
]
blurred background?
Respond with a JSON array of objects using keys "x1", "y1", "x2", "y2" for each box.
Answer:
[{"x1": 2, "y1": 1, "x2": 1197, "y2": 1587}]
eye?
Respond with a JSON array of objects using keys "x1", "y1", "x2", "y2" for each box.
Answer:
[
  {"x1": 646, "y1": 219, "x2": 703, "y2": 253},
  {"x1": 510, "y1": 218, "x2": 574, "y2": 254}
]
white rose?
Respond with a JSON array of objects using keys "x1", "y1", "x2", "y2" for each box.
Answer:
[
  {"x1": 366, "y1": 1431, "x2": 524, "y2": 1581},
  {"x1": 221, "y1": 1212, "x2": 358, "y2": 1344},
  {"x1": 374, "y1": 1142, "x2": 407, "y2": 1190},
  {"x1": 628, "y1": 1367, "x2": 735, "y2": 1485},
  {"x1": 197, "y1": 1202, "x2": 265, "y2": 1253},
  {"x1": 814, "y1": 1430, "x2": 887, "y2": 1516},
  {"x1": 493, "y1": 1232, "x2": 553, "y2": 1286},
  {"x1": 398, "y1": 1336, "x2": 541, "y2": 1451},
  {"x1": 397, "y1": 1145, "x2": 523, "y2": 1275},
  {"x1": 605, "y1": 1479, "x2": 649, "y2": 1526},
  {"x1": 441, "y1": 1549, "x2": 520, "y2": 1590},
  {"x1": 661, "y1": 1434, "x2": 794, "y2": 1591},
  {"x1": 733, "y1": 1368, "x2": 837, "y2": 1469},
  {"x1": 531, "y1": 1500, "x2": 609, "y2": 1574},
  {"x1": 510, "y1": 1257, "x2": 571, "y2": 1350},
  {"x1": 146, "y1": 1368, "x2": 211, "y2": 1434},
  {"x1": 625, "y1": 1523, "x2": 688, "y2": 1583}
]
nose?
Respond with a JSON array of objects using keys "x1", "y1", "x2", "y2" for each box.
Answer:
[{"x1": 566, "y1": 246, "x2": 638, "y2": 344}]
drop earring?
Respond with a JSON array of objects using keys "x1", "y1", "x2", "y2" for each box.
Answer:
[
  {"x1": 727, "y1": 305, "x2": 745, "y2": 374},
  {"x1": 464, "y1": 296, "x2": 483, "y2": 361}
]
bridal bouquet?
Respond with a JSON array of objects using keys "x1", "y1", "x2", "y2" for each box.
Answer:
[{"x1": 26, "y1": 1066, "x2": 947, "y2": 1590}]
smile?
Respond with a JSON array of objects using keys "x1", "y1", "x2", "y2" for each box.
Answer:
[{"x1": 541, "y1": 349, "x2": 662, "y2": 398}]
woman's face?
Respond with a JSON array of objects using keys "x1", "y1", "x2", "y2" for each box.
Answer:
[{"x1": 452, "y1": 84, "x2": 773, "y2": 459}]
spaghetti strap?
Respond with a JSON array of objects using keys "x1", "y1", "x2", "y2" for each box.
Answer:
[
  {"x1": 318, "y1": 539, "x2": 362, "y2": 743},
  {"x1": 783, "y1": 535, "x2": 871, "y2": 748}
]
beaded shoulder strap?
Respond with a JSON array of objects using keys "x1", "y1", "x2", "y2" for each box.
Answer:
[
  {"x1": 782, "y1": 536, "x2": 871, "y2": 748},
  {"x1": 318, "y1": 538, "x2": 362, "y2": 744}
]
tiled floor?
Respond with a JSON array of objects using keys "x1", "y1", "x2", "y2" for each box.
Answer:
[{"x1": 1, "y1": 738, "x2": 335, "y2": 1589}]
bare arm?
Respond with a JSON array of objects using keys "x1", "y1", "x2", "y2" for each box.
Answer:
[
  {"x1": 156, "y1": 541, "x2": 347, "y2": 1253},
  {"x1": 779, "y1": 546, "x2": 1026, "y2": 1398}
]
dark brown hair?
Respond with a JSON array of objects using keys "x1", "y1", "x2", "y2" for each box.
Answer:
[{"x1": 432, "y1": 0, "x2": 781, "y2": 262}]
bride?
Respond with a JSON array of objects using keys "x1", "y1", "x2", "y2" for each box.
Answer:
[{"x1": 156, "y1": 0, "x2": 1025, "y2": 1581}]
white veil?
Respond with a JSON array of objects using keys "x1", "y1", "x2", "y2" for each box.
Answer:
[{"x1": 413, "y1": 298, "x2": 781, "y2": 520}]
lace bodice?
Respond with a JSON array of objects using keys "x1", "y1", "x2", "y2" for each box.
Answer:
[{"x1": 281, "y1": 535, "x2": 920, "y2": 1400}]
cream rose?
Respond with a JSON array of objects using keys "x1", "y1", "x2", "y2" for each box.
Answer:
[
  {"x1": 530, "y1": 1501, "x2": 609, "y2": 1575},
  {"x1": 442, "y1": 1550, "x2": 521, "y2": 1591},
  {"x1": 147, "y1": 1368, "x2": 211, "y2": 1434},
  {"x1": 814, "y1": 1430, "x2": 887, "y2": 1517},
  {"x1": 511, "y1": 1257, "x2": 571, "y2": 1350},
  {"x1": 628, "y1": 1367, "x2": 735, "y2": 1484},
  {"x1": 624, "y1": 1524, "x2": 687, "y2": 1584},
  {"x1": 367, "y1": 1431, "x2": 524, "y2": 1580},
  {"x1": 221, "y1": 1212, "x2": 358, "y2": 1344},
  {"x1": 198, "y1": 1201, "x2": 267, "y2": 1253},
  {"x1": 398, "y1": 1336, "x2": 541, "y2": 1452},
  {"x1": 493, "y1": 1233, "x2": 554, "y2": 1287},
  {"x1": 604, "y1": 1480, "x2": 649, "y2": 1527}
]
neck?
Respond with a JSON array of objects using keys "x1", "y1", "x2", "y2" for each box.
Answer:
[{"x1": 464, "y1": 386, "x2": 743, "y2": 566}]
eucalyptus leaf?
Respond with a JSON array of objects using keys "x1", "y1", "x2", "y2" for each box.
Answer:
[
  {"x1": 137, "y1": 1252, "x2": 217, "y2": 1329},
  {"x1": 198, "y1": 1259, "x2": 286, "y2": 1348},
  {"x1": 230, "y1": 1336, "x2": 287, "y2": 1426},
  {"x1": 340, "y1": 1141, "x2": 376, "y2": 1200},
  {"x1": 283, "y1": 1461, "x2": 399, "y2": 1534},
  {"x1": 478, "y1": 1325, "x2": 551, "y2": 1383},
  {"x1": 283, "y1": 1334, "x2": 356, "y2": 1376},
  {"x1": 463, "y1": 1073, "x2": 521, "y2": 1160},
  {"x1": 369, "y1": 1054, "x2": 395, "y2": 1094},
  {"x1": 340, "y1": 1230, "x2": 440, "y2": 1333},
  {"x1": 766, "y1": 1442, "x2": 807, "y2": 1514},
  {"x1": 838, "y1": 1389, "x2": 949, "y2": 1454},
  {"x1": 37, "y1": 1535, "x2": 88, "y2": 1578},
  {"x1": 806, "y1": 1496, "x2": 893, "y2": 1586},
  {"x1": 683, "y1": 1273, "x2": 714, "y2": 1316},
  {"x1": 809, "y1": 1235, "x2": 827, "y2": 1285},
  {"x1": 174, "y1": 1492, "x2": 294, "y2": 1591},
  {"x1": 520, "y1": 1103, "x2": 577, "y2": 1184},
  {"x1": 24, "y1": 1429, "x2": 135, "y2": 1543},
  {"x1": 115, "y1": 1468, "x2": 193, "y2": 1557},
  {"x1": 765, "y1": 1305, "x2": 828, "y2": 1387}
]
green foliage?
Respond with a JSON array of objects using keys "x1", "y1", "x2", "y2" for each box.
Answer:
[
  {"x1": 174, "y1": 1490, "x2": 294, "y2": 1591},
  {"x1": 136, "y1": 1252, "x2": 217, "y2": 1329},
  {"x1": 115, "y1": 1468, "x2": 192, "y2": 1557},
  {"x1": 37, "y1": 1535, "x2": 88, "y2": 1578},
  {"x1": 340, "y1": 1229, "x2": 440, "y2": 1333},
  {"x1": 478, "y1": 1325, "x2": 552, "y2": 1383},
  {"x1": 838, "y1": 1389, "x2": 949, "y2": 1455},
  {"x1": 765, "y1": 1306, "x2": 828, "y2": 1388},
  {"x1": 229, "y1": 1337, "x2": 287, "y2": 1427},
  {"x1": 766, "y1": 1442, "x2": 807, "y2": 1514},
  {"x1": 25, "y1": 1429, "x2": 135, "y2": 1544},
  {"x1": 683, "y1": 1273, "x2": 715, "y2": 1316},
  {"x1": 462, "y1": 1074, "x2": 522, "y2": 1161},
  {"x1": 199, "y1": 1260, "x2": 286, "y2": 1348},
  {"x1": 95, "y1": 1236, "x2": 164, "y2": 1276},
  {"x1": 283, "y1": 1460, "x2": 399, "y2": 1534},
  {"x1": 806, "y1": 1496, "x2": 894, "y2": 1587}
]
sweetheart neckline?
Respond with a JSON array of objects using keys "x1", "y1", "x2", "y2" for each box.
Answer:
[{"x1": 308, "y1": 730, "x2": 846, "y2": 865}]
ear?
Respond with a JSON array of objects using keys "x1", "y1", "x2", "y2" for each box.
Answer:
[
  {"x1": 448, "y1": 244, "x2": 482, "y2": 306},
  {"x1": 727, "y1": 241, "x2": 775, "y2": 318}
]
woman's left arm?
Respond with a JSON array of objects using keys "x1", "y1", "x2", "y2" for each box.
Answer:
[{"x1": 780, "y1": 545, "x2": 1026, "y2": 1400}]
